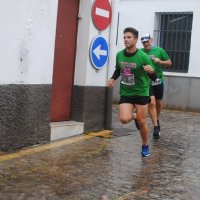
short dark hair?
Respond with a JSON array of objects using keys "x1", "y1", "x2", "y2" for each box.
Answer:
[{"x1": 123, "y1": 27, "x2": 138, "y2": 38}]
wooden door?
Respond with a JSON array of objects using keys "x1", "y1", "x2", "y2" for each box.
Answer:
[{"x1": 50, "y1": 0, "x2": 79, "y2": 121}]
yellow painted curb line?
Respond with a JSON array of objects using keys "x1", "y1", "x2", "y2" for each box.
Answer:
[
  {"x1": 86, "y1": 130, "x2": 113, "y2": 138},
  {"x1": 0, "y1": 130, "x2": 112, "y2": 162}
]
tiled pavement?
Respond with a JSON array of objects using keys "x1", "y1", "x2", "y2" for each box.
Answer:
[{"x1": 0, "y1": 105, "x2": 200, "y2": 200}]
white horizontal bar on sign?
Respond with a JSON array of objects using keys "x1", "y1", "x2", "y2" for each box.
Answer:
[{"x1": 95, "y1": 7, "x2": 109, "y2": 18}]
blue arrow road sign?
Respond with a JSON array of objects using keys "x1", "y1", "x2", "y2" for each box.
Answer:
[{"x1": 90, "y1": 35, "x2": 109, "y2": 70}]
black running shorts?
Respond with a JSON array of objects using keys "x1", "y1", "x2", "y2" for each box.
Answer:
[
  {"x1": 119, "y1": 96, "x2": 150, "y2": 105},
  {"x1": 149, "y1": 82, "x2": 164, "y2": 100}
]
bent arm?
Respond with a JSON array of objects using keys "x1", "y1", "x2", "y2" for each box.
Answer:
[
  {"x1": 155, "y1": 58, "x2": 172, "y2": 67},
  {"x1": 143, "y1": 65, "x2": 155, "y2": 74},
  {"x1": 111, "y1": 68, "x2": 120, "y2": 80},
  {"x1": 107, "y1": 68, "x2": 120, "y2": 88},
  {"x1": 160, "y1": 59, "x2": 172, "y2": 67}
]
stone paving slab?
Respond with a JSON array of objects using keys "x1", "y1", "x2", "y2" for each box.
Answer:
[{"x1": 0, "y1": 105, "x2": 200, "y2": 200}]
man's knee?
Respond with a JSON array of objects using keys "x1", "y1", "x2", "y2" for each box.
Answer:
[
  {"x1": 119, "y1": 116, "x2": 131, "y2": 124},
  {"x1": 149, "y1": 103, "x2": 155, "y2": 109},
  {"x1": 156, "y1": 99, "x2": 162, "y2": 107},
  {"x1": 137, "y1": 117, "x2": 147, "y2": 128},
  {"x1": 149, "y1": 99, "x2": 156, "y2": 107}
]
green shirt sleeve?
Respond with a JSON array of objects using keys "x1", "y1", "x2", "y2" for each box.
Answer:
[{"x1": 160, "y1": 48, "x2": 170, "y2": 61}]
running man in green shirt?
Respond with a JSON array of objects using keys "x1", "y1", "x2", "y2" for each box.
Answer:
[
  {"x1": 107, "y1": 27, "x2": 155, "y2": 157},
  {"x1": 141, "y1": 33, "x2": 172, "y2": 139}
]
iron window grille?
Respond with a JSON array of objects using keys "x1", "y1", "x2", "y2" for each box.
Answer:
[{"x1": 154, "y1": 12, "x2": 193, "y2": 73}]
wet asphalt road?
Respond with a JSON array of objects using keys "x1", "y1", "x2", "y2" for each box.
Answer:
[{"x1": 0, "y1": 105, "x2": 200, "y2": 200}]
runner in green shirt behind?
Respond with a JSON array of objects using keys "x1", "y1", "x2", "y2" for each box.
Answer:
[
  {"x1": 141, "y1": 33, "x2": 172, "y2": 139},
  {"x1": 107, "y1": 27, "x2": 155, "y2": 157}
]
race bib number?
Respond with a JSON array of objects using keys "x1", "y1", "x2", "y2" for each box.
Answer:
[
  {"x1": 150, "y1": 78, "x2": 161, "y2": 86},
  {"x1": 121, "y1": 74, "x2": 135, "y2": 85}
]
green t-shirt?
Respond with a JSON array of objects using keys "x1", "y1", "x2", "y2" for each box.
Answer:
[
  {"x1": 141, "y1": 46, "x2": 170, "y2": 81},
  {"x1": 116, "y1": 49, "x2": 152, "y2": 97}
]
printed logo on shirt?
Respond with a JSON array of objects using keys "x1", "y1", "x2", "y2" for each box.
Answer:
[
  {"x1": 121, "y1": 61, "x2": 137, "y2": 69},
  {"x1": 120, "y1": 62, "x2": 136, "y2": 86}
]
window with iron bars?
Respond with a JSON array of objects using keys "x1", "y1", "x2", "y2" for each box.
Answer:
[{"x1": 154, "y1": 12, "x2": 193, "y2": 73}]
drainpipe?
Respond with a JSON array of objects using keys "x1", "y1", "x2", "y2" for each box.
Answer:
[{"x1": 105, "y1": 0, "x2": 119, "y2": 129}]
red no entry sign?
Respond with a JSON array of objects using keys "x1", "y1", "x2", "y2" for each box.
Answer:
[{"x1": 92, "y1": 0, "x2": 112, "y2": 31}]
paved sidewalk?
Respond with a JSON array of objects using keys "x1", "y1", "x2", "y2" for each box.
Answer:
[{"x1": 0, "y1": 105, "x2": 200, "y2": 200}]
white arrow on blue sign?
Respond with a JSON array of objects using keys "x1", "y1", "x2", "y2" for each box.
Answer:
[{"x1": 90, "y1": 35, "x2": 109, "y2": 70}]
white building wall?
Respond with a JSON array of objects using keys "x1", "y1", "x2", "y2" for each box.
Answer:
[
  {"x1": 117, "y1": 0, "x2": 200, "y2": 77},
  {"x1": 0, "y1": 0, "x2": 58, "y2": 84}
]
